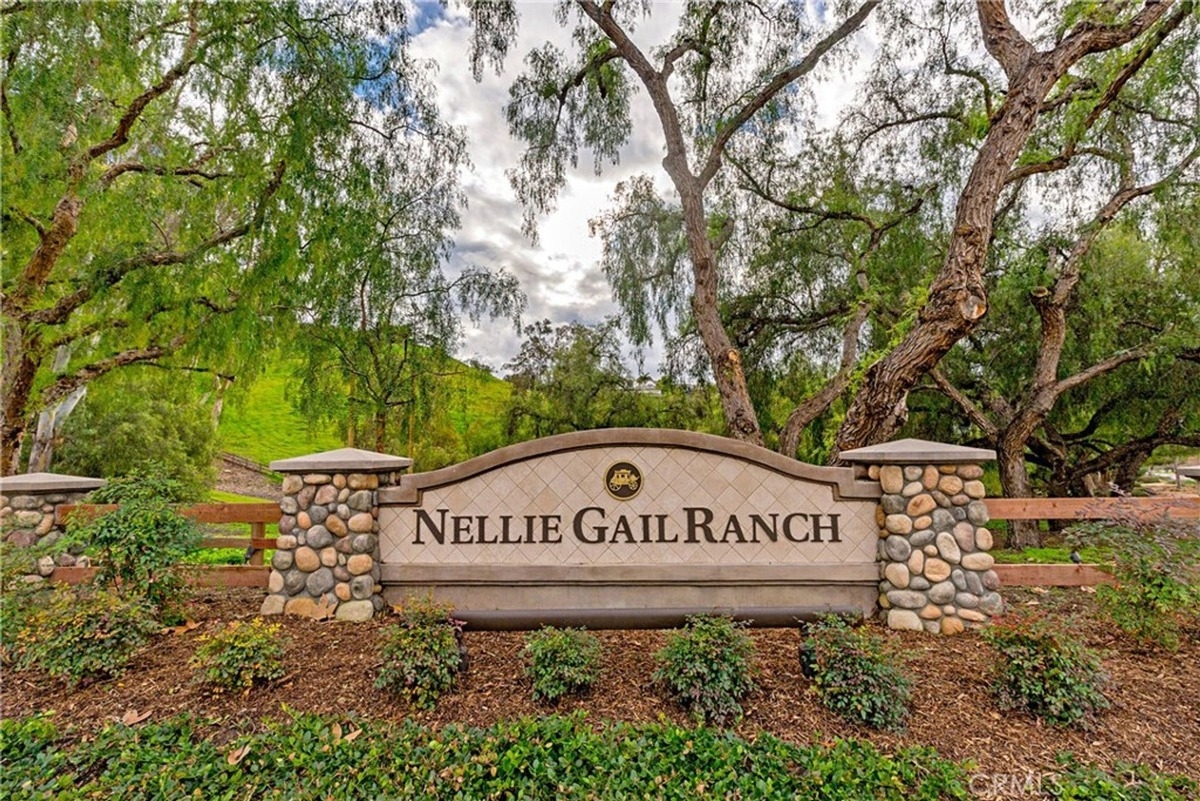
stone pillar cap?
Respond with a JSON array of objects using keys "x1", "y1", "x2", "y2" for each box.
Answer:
[
  {"x1": 839, "y1": 438, "x2": 996, "y2": 465},
  {"x1": 269, "y1": 447, "x2": 412, "y2": 474},
  {"x1": 0, "y1": 472, "x2": 106, "y2": 493}
]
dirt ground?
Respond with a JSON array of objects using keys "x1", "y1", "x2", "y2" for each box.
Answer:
[
  {"x1": 3, "y1": 585, "x2": 1198, "y2": 790},
  {"x1": 215, "y1": 455, "x2": 282, "y2": 501}
]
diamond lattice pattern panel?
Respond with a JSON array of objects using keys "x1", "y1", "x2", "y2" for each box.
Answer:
[{"x1": 379, "y1": 447, "x2": 875, "y2": 567}]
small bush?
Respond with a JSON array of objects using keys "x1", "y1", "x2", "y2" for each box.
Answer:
[
  {"x1": 523, "y1": 626, "x2": 603, "y2": 702},
  {"x1": 1069, "y1": 518, "x2": 1199, "y2": 650},
  {"x1": 802, "y1": 615, "x2": 912, "y2": 732},
  {"x1": 12, "y1": 586, "x2": 158, "y2": 686},
  {"x1": 67, "y1": 468, "x2": 201, "y2": 622},
  {"x1": 191, "y1": 618, "x2": 287, "y2": 692},
  {"x1": 652, "y1": 614, "x2": 755, "y2": 726},
  {"x1": 375, "y1": 596, "x2": 465, "y2": 708},
  {"x1": 982, "y1": 612, "x2": 1109, "y2": 728}
]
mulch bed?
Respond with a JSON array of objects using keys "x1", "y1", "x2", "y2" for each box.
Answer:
[{"x1": 3, "y1": 586, "x2": 1198, "y2": 785}]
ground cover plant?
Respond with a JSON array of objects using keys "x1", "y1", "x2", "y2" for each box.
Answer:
[
  {"x1": 1044, "y1": 754, "x2": 1197, "y2": 800},
  {"x1": 801, "y1": 615, "x2": 912, "y2": 732},
  {"x1": 652, "y1": 614, "x2": 756, "y2": 725},
  {"x1": 523, "y1": 626, "x2": 603, "y2": 702},
  {"x1": 982, "y1": 611, "x2": 1110, "y2": 728},
  {"x1": 0, "y1": 711, "x2": 973, "y2": 800},
  {"x1": 5, "y1": 710, "x2": 1194, "y2": 800},
  {"x1": 375, "y1": 596, "x2": 466, "y2": 708}
]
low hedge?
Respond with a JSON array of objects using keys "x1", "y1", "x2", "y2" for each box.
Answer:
[{"x1": 1, "y1": 712, "x2": 971, "y2": 800}]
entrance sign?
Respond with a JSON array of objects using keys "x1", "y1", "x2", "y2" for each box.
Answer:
[{"x1": 376, "y1": 430, "x2": 881, "y2": 628}]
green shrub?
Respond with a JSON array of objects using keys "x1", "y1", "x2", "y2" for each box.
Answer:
[
  {"x1": 652, "y1": 614, "x2": 755, "y2": 726},
  {"x1": 802, "y1": 615, "x2": 912, "y2": 732},
  {"x1": 375, "y1": 596, "x2": 465, "y2": 708},
  {"x1": 67, "y1": 468, "x2": 201, "y2": 622},
  {"x1": 191, "y1": 618, "x2": 287, "y2": 692},
  {"x1": 12, "y1": 586, "x2": 159, "y2": 686},
  {"x1": 523, "y1": 626, "x2": 603, "y2": 702},
  {"x1": 1068, "y1": 518, "x2": 1200, "y2": 650},
  {"x1": 981, "y1": 612, "x2": 1109, "y2": 728}
]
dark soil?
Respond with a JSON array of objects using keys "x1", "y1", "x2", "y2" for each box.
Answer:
[{"x1": 3, "y1": 586, "x2": 1199, "y2": 789}]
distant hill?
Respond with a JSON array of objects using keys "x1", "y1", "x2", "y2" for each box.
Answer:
[{"x1": 217, "y1": 353, "x2": 511, "y2": 467}]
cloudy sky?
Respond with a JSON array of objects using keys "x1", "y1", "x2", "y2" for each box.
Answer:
[
  {"x1": 406, "y1": 2, "x2": 871, "y2": 375},
  {"x1": 408, "y1": 4, "x2": 690, "y2": 373}
]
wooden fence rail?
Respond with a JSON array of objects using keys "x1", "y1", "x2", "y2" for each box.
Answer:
[
  {"x1": 984, "y1": 495, "x2": 1199, "y2": 587},
  {"x1": 47, "y1": 495, "x2": 1197, "y2": 590},
  {"x1": 984, "y1": 496, "x2": 1200, "y2": 521}
]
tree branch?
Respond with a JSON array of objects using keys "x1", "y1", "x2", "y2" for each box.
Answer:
[
  {"x1": 928, "y1": 367, "x2": 999, "y2": 438},
  {"x1": 82, "y1": 8, "x2": 201, "y2": 165},
  {"x1": 660, "y1": 2, "x2": 724, "y2": 80},
  {"x1": 976, "y1": 0, "x2": 1035, "y2": 82},
  {"x1": 1056, "y1": 0, "x2": 1175, "y2": 66},
  {"x1": 6, "y1": 205, "x2": 45, "y2": 237},
  {"x1": 25, "y1": 160, "x2": 286, "y2": 327},
  {"x1": 777, "y1": 302, "x2": 870, "y2": 457},
  {"x1": 99, "y1": 161, "x2": 232, "y2": 188},
  {"x1": 38, "y1": 336, "x2": 187, "y2": 408},
  {"x1": 2, "y1": 44, "x2": 20, "y2": 155},
  {"x1": 1055, "y1": 346, "x2": 1151, "y2": 396},
  {"x1": 697, "y1": 0, "x2": 878, "y2": 188}
]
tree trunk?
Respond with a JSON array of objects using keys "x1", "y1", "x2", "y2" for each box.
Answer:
[
  {"x1": 209, "y1": 377, "x2": 230, "y2": 429},
  {"x1": 662, "y1": 98, "x2": 763, "y2": 446},
  {"x1": 374, "y1": 411, "x2": 387, "y2": 453},
  {"x1": 779, "y1": 304, "x2": 869, "y2": 458},
  {"x1": 997, "y1": 434, "x2": 1042, "y2": 549},
  {"x1": 26, "y1": 385, "x2": 87, "y2": 473},
  {"x1": 834, "y1": 71, "x2": 1053, "y2": 455},
  {"x1": 1, "y1": 324, "x2": 41, "y2": 475},
  {"x1": 687, "y1": 224, "x2": 763, "y2": 445},
  {"x1": 579, "y1": 2, "x2": 765, "y2": 446}
]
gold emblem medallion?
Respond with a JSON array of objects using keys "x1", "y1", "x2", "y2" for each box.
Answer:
[{"x1": 604, "y1": 461, "x2": 642, "y2": 500}]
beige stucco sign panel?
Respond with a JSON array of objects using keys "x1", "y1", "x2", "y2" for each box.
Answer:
[{"x1": 376, "y1": 429, "x2": 882, "y2": 627}]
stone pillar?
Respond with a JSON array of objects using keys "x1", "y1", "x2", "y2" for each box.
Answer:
[
  {"x1": 841, "y1": 439, "x2": 1002, "y2": 635},
  {"x1": 260, "y1": 448, "x2": 411, "y2": 621},
  {"x1": 0, "y1": 472, "x2": 106, "y2": 579}
]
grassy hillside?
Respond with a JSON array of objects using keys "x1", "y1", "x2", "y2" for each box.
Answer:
[
  {"x1": 217, "y1": 367, "x2": 344, "y2": 465},
  {"x1": 217, "y1": 354, "x2": 511, "y2": 467}
]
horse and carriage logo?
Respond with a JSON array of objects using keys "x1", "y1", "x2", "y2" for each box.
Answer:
[{"x1": 604, "y1": 461, "x2": 643, "y2": 500}]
